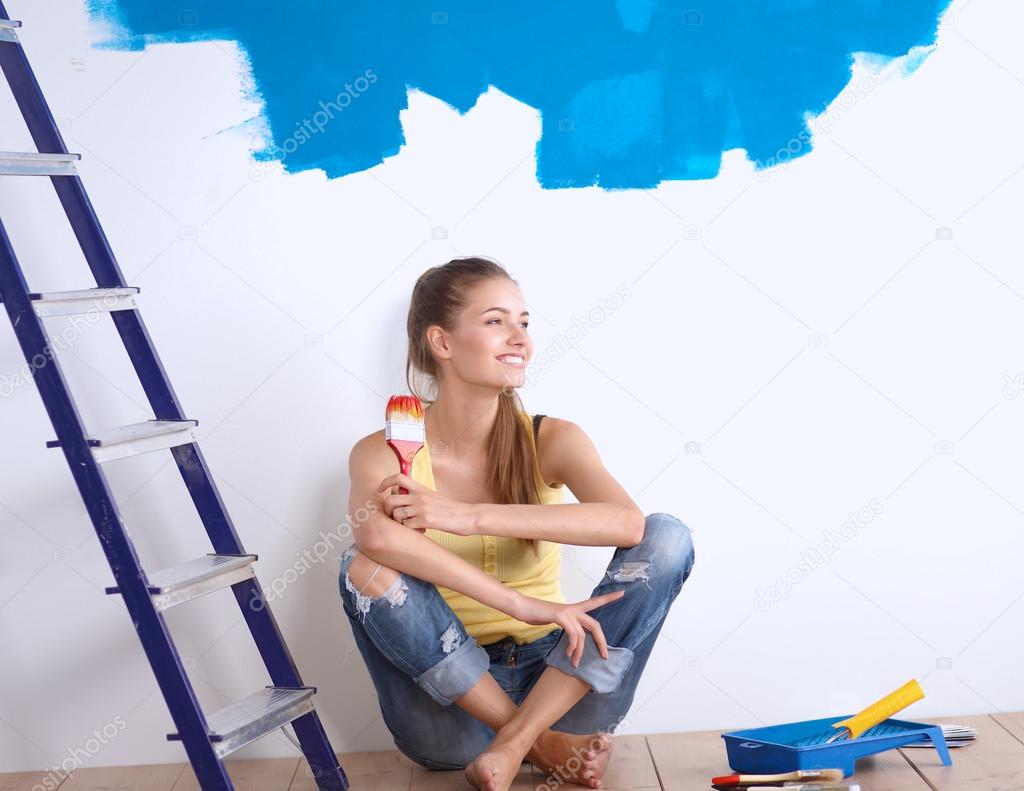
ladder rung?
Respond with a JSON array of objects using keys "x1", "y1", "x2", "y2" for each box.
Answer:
[
  {"x1": 46, "y1": 419, "x2": 199, "y2": 463},
  {"x1": 168, "y1": 687, "x2": 317, "y2": 758},
  {"x1": 0, "y1": 150, "x2": 80, "y2": 176},
  {"x1": 22, "y1": 286, "x2": 140, "y2": 317},
  {"x1": 105, "y1": 553, "x2": 258, "y2": 612},
  {"x1": 0, "y1": 20, "x2": 21, "y2": 43}
]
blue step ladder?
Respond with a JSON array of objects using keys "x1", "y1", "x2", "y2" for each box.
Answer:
[{"x1": 0, "y1": 7, "x2": 348, "y2": 790}]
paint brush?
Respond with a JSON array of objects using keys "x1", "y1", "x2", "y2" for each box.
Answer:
[
  {"x1": 711, "y1": 785, "x2": 856, "y2": 791},
  {"x1": 712, "y1": 768, "x2": 844, "y2": 787},
  {"x1": 384, "y1": 394, "x2": 426, "y2": 532},
  {"x1": 756, "y1": 786, "x2": 859, "y2": 791}
]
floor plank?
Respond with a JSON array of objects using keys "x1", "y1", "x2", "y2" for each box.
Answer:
[
  {"x1": 992, "y1": 710, "x2": 1024, "y2": 746},
  {"x1": 291, "y1": 751, "x2": 414, "y2": 791},
  {"x1": 60, "y1": 762, "x2": 184, "y2": 791},
  {"x1": 0, "y1": 771, "x2": 72, "y2": 791},
  {"x1": 647, "y1": 730, "x2": 727, "y2": 791},
  {"x1": 901, "y1": 713, "x2": 1024, "y2": 790},
  {"x1": 843, "y1": 749, "x2": 933, "y2": 791},
  {"x1": 599, "y1": 734, "x2": 659, "y2": 790},
  {"x1": 172, "y1": 757, "x2": 299, "y2": 791}
]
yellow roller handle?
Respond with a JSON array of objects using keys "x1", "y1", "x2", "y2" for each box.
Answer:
[{"x1": 832, "y1": 679, "x2": 925, "y2": 740}]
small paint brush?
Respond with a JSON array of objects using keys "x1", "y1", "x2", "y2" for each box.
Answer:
[
  {"x1": 712, "y1": 768, "x2": 845, "y2": 787},
  {"x1": 711, "y1": 783, "x2": 858, "y2": 791},
  {"x1": 712, "y1": 782, "x2": 856, "y2": 790}
]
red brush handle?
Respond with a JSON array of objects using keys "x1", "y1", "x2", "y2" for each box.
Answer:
[
  {"x1": 387, "y1": 440, "x2": 424, "y2": 532},
  {"x1": 398, "y1": 456, "x2": 411, "y2": 495}
]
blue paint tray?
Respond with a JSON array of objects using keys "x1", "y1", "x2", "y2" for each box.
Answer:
[{"x1": 722, "y1": 715, "x2": 953, "y2": 777}]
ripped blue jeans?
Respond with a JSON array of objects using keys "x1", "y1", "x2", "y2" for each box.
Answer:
[{"x1": 337, "y1": 512, "x2": 696, "y2": 770}]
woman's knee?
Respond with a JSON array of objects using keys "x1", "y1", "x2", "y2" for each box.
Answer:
[
  {"x1": 347, "y1": 549, "x2": 403, "y2": 598},
  {"x1": 340, "y1": 544, "x2": 409, "y2": 619},
  {"x1": 637, "y1": 512, "x2": 695, "y2": 587}
]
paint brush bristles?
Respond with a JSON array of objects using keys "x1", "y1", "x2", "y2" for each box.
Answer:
[{"x1": 385, "y1": 395, "x2": 424, "y2": 445}]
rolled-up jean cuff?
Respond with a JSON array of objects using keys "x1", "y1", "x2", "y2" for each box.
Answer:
[
  {"x1": 414, "y1": 633, "x2": 490, "y2": 706},
  {"x1": 543, "y1": 631, "x2": 634, "y2": 694}
]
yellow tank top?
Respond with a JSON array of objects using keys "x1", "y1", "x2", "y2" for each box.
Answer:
[{"x1": 415, "y1": 413, "x2": 567, "y2": 646}]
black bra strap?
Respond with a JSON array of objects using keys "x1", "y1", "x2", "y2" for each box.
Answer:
[{"x1": 532, "y1": 413, "x2": 545, "y2": 443}]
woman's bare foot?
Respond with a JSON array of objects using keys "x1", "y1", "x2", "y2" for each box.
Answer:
[
  {"x1": 528, "y1": 730, "x2": 614, "y2": 788},
  {"x1": 464, "y1": 724, "x2": 614, "y2": 791},
  {"x1": 464, "y1": 737, "x2": 530, "y2": 791}
]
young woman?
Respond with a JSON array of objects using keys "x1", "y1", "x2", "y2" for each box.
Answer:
[{"x1": 339, "y1": 257, "x2": 695, "y2": 791}]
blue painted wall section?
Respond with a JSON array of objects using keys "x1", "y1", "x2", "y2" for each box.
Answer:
[{"x1": 86, "y1": 0, "x2": 952, "y2": 189}]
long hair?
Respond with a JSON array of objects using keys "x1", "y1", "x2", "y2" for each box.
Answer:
[{"x1": 405, "y1": 256, "x2": 549, "y2": 554}]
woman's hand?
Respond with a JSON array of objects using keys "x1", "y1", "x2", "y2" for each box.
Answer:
[
  {"x1": 513, "y1": 590, "x2": 627, "y2": 668},
  {"x1": 376, "y1": 473, "x2": 477, "y2": 536}
]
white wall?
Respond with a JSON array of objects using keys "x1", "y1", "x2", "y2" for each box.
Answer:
[{"x1": 1, "y1": 0, "x2": 1022, "y2": 774}]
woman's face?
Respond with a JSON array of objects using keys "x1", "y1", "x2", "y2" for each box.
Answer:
[{"x1": 441, "y1": 277, "x2": 533, "y2": 391}]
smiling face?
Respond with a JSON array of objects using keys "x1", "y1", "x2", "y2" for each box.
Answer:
[{"x1": 429, "y1": 276, "x2": 533, "y2": 391}]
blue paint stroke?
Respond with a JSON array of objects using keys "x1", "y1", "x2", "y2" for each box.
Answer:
[{"x1": 85, "y1": 1, "x2": 952, "y2": 189}]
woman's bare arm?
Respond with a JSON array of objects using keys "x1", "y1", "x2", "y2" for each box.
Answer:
[
  {"x1": 348, "y1": 433, "x2": 525, "y2": 619},
  {"x1": 474, "y1": 502, "x2": 641, "y2": 548},
  {"x1": 473, "y1": 418, "x2": 645, "y2": 548}
]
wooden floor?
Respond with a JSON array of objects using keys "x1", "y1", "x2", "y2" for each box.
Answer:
[{"x1": 2, "y1": 713, "x2": 1022, "y2": 790}]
